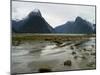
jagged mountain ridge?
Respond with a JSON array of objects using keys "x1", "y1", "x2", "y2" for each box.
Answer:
[
  {"x1": 12, "y1": 9, "x2": 54, "y2": 33},
  {"x1": 55, "y1": 16, "x2": 95, "y2": 33},
  {"x1": 12, "y1": 9, "x2": 95, "y2": 34}
]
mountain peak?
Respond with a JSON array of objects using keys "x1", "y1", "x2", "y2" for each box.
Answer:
[
  {"x1": 75, "y1": 16, "x2": 83, "y2": 22},
  {"x1": 75, "y1": 16, "x2": 87, "y2": 24},
  {"x1": 33, "y1": 8, "x2": 40, "y2": 12},
  {"x1": 29, "y1": 8, "x2": 42, "y2": 17}
]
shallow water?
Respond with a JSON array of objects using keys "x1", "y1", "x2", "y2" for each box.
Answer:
[{"x1": 11, "y1": 37, "x2": 96, "y2": 74}]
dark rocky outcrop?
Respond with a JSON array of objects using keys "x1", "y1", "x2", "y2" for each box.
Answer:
[
  {"x1": 55, "y1": 16, "x2": 94, "y2": 34},
  {"x1": 12, "y1": 9, "x2": 54, "y2": 33}
]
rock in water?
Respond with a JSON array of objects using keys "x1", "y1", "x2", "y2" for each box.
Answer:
[
  {"x1": 72, "y1": 51, "x2": 76, "y2": 55},
  {"x1": 70, "y1": 46, "x2": 74, "y2": 50},
  {"x1": 74, "y1": 56, "x2": 78, "y2": 59},
  {"x1": 64, "y1": 60, "x2": 72, "y2": 66},
  {"x1": 38, "y1": 68, "x2": 52, "y2": 73},
  {"x1": 81, "y1": 56, "x2": 87, "y2": 59},
  {"x1": 91, "y1": 52, "x2": 96, "y2": 56}
]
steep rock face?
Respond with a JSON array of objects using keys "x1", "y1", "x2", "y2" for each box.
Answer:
[
  {"x1": 93, "y1": 24, "x2": 96, "y2": 33},
  {"x1": 12, "y1": 9, "x2": 54, "y2": 33},
  {"x1": 54, "y1": 21, "x2": 74, "y2": 33},
  {"x1": 55, "y1": 16, "x2": 94, "y2": 34}
]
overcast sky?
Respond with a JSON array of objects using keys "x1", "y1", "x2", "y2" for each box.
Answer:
[{"x1": 12, "y1": 1, "x2": 95, "y2": 28}]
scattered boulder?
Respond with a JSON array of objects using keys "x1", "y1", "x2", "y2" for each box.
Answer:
[
  {"x1": 84, "y1": 53, "x2": 89, "y2": 56},
  {"x1": 74, "y1": 56, "x2": 78, "y2": 59},
  {"x1": 72, "y1": 51, "x2": 76, "y2": 55},
  {"x1": 86, "y1": 62, "x2": 95, "y2": 67},
  {"x1": 54, "y1": 40, "x2": 62, "y2": 46},
  {"x1": 64, "y1": 60, "x2": 72, "y2": 66},
  {"x1": 38, "y1": 68, "x2": 52, "y2": 73},
  {"x1": 83, "y1": 48, "x2": 87, "y2": 51},
  {"x1": 91, "y1": 45, "x2": 95, "y2": 48},
  {"x1": 81, "y1": 56, "x2": 87, "y2": 59},
  {"x1": 70, "y1": 46, "x2": 74, "y2": 50},
  {"x1": 91, "y1": 52, "x2": 96, "y2": 56},
  {"x1": 12, "y1": 40, "x2": 21, "y2": 46}
]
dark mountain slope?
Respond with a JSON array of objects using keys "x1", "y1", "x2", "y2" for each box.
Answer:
[
  {"x1": 12, "y1": 9, "x2": 54, "y2": 33},
  {"x1": 55, "y1": 16, "x2": 94, "y2": 34}
]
